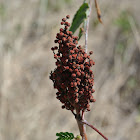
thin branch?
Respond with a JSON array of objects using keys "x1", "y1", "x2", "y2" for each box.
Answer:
[
  {"x1": 82, "y1": 119, "x2": 108, "y2": 140},
  {"x1": 85, "y1": 0, "x2": 92, "y2": 53},
  {"x1": 95, "y1": 0, "x2": 103, "y2": 23},
  {"x1": 76, "y1": 109, "x2": 87, "y2": 140},
  {"x1": 82, "y1": 110, "x2": 86, "y2": 140}
]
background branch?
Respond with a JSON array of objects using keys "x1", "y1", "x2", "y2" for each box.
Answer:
[{"x1": 85, "y1": 0, "x2": 92, "y2": 53}]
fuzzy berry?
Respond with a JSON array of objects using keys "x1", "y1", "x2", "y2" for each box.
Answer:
[
  {"x1": 50, "y1": 15, "x2": 95, "y2": 112},
  {"x1": 66, "y1": 15, "x2": 70, "y2": 19}
]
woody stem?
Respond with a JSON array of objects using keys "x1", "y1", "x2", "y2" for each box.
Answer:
[
  {"x1": 85, "y1": 0, "x2": 92, "y2": 53},
  {"x1": 75, "y1": 109, "x2": 88, "y2": 140}
]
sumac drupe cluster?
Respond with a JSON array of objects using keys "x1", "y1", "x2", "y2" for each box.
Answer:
[{"x1": 50, "y1": 15, "x2": 96, "y2": 112}]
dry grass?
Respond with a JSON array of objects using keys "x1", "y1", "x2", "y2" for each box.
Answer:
[{"x1": 0, "y1": 0, "x2": 140, "y2": 140}]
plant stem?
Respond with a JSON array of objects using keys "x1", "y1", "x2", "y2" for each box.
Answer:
[
  {"x1": 76, "y1": 109, "x2": 87, "y2": 140},
  {"x1": 75, "y1": 112, "x2": 109, "y2": 140},
  {"x1": 85, "y1": 0, "x2": 92, "y2": 53},
  {"x1": 82, "y1": 119, "x2": 108, "y2": 140}
]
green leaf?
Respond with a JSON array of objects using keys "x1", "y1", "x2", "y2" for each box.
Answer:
[
  {"x1": 67, "y1": 132, "x2": 74, "y2": 138},
  {"x1": 56, "y1": 132, "x2": 75, "y2": 140},
  {"x1": 78, "y1": 27, "x2": 84, "y2": 41},
  {"x1": 69, "y1": 3, "x2": 89, "y2": 34},
  {"x1": 56, "y1": 133, "x2": 62, "y2": 136}
]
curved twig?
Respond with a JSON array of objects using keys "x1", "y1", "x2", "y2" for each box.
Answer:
[{"x1": 81, "y1": 119, "x2": 108, "y2": 140}]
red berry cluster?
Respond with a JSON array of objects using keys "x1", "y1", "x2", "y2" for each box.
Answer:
[{"x1": 50, "y1": 15, "x2": 96, "y2": 112}]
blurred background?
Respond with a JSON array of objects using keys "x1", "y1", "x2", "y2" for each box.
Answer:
[{"x1": 0, "y1": 0, "x2": 140, "y2": 140}]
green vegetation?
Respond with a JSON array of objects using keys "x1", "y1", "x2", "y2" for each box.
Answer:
[
  {"x1": 127, "y1": 77, "x2": 137, "y2": 89},
  {"x1": 56, "y1": 132, "x2": 74, "y2": 140},
  {"x1": 114, "y1": 10, "x2": 136, "y2": 61},
  {"x1": 0, "y1": 3, "x2": 6, "y2": 17},
  {"x1": 114, "y1": 11, "x2": 131, "y2": 33},
  {"x1": 116, "y1": 42, "x2": 126, "y2": 54},
  {"x1": 78, "y1": 27, "x2": 84, "y2": 41},
  {"x1": 69, "y1": 3, "x2": 89, "y2": 34},
  {"x1": 47, "y1": 0, "x2": 72, "y2": 12}
]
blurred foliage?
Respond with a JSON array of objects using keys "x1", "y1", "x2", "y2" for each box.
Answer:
[
  {"x1": 0, "y1": 3, "x2": 6, "y2": 17},
  {"x1": 127, "y1": 77, "x2": 137, "y2": 89},
  {"x1": 115, "y1": 38, "x2": 128, "y2": 62},
  {"x1": 92, "y1": 18, "x2": 100, "y2": 28},
  {"x1": 136, "y1": 105, "x2": 140, "y2": 123},
  {"x1": 116, "y1": 42, "x2": 126, "y2": 54},
  {"x1": 14, "y1": 24, "x2": 22, "y2": 36},
  {"x1": 47, "y1": 0, "x2": 72, "y2": 12},
  {"x1": 114, "y1": 10, "x2": 137, "y2": 62},
  {"x1": 114, "y1": 11, "x2": 131, "y2": 33},
  {"x1": 64, "y1": 0, "x2": 72, "y2": 4}
]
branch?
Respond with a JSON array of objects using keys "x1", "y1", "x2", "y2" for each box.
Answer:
[
  {"x1": 85, "y1": 0, "x2": 92, "y2": 53},
  {"x1": 81, "y1": 119, "x2": 108, "y2": 140},
  {"x1": 75, "y1": 109, "x2": 87, "y2": 140}
]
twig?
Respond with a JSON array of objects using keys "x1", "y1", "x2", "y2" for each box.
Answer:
[
  {"x1": 76, "y1": 1, "x2": 93, "y2": 139},
  {"x1": 76, "y1": 1, "x2": 104, "y2": 140},
  {"x1": 82, "y1": 110, "x2": 86, "y2": 140},
  {"x1": 75, "y1": 113, "x2": 108, "y2": 140},
  {"x1": 82, "y1": 119, "x2": 108, "y2": 140},
  {"x1": 75, "y1": 109, "x2": 87, "y2": 140},
  {"x1": 85, "y1": 0, "x2": 92, "y2": 53}
]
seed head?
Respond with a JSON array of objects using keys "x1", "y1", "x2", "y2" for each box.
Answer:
[{"x1": 50, "y1": 15, "x2": 95, "y2": 112}]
